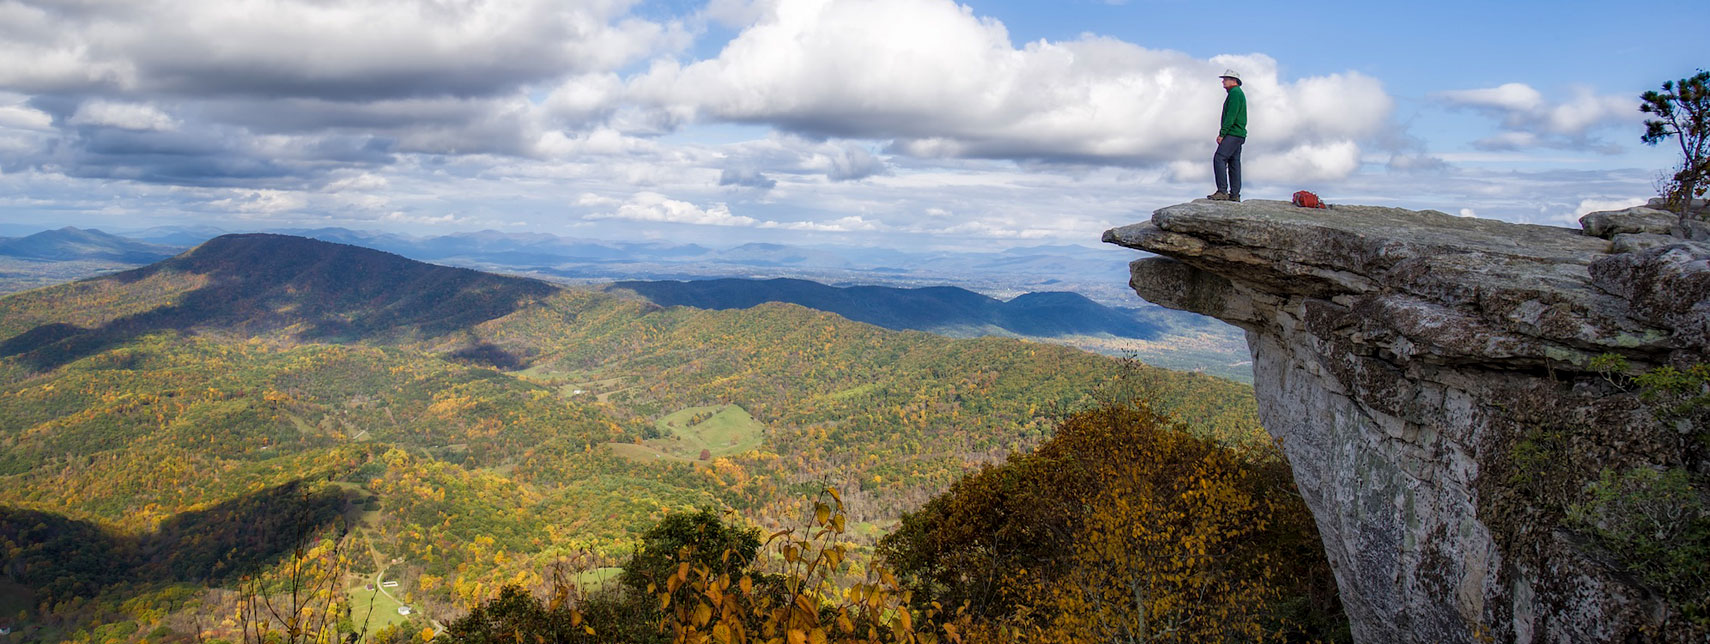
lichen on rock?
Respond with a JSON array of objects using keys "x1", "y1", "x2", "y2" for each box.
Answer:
[{"x1": 1104, "y1": 199, "x2": 1709, "y2": 643}]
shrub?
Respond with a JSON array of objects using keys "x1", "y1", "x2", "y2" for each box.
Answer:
[
  {"x1": 443, "y1": 496, "x2": 952, "y2": 643},
  {"x1": 1570, "y1": 467, "x2": 1710, "y2": 622}
]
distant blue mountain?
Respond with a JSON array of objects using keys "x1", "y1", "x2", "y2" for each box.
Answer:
[
  {"x1": 126, "y1": 225, "x2": 230, "y2": 247},
  {"x1": 0, "y1": 227, "x2": 181, "y2": 263},
  {"x1": 610, "y1": 277, "x2": 1168, "y2": 340}
]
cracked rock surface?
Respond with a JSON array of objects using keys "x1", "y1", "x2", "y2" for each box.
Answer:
[{"x1": 1105, "y1": 200, "x2": 1709, "y2": 643}]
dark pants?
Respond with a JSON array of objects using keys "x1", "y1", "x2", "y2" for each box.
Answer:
[{"x1": 1213, "y1": 135, "x2": 1244, "y2": 196}]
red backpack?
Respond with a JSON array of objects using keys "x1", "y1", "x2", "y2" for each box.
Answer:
[{"x1": 1292, "y1": 191, "x2": 1328, "y2": 209}]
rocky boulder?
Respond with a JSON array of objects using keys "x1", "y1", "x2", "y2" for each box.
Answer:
[{"x1": 1104, "y1": 200, "x2": 1709, "y2": 643}]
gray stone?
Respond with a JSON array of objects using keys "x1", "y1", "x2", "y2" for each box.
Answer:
[
  {"x1": 1104, "y1": 199, "x2": 1710, "y2": 643},
  {"x1": 1609, "y1": 232, "x2": 1679, "y2": 254},
  {"x1": 1647, "y1": 196, "x2": 1709, "y2": 213},
  {"x1": 1681, "y1": 219, "x2": 1710, "y2": 242},
  {"x1": 1578, "y1": 206, "x2": 1677, "y2": 239}
]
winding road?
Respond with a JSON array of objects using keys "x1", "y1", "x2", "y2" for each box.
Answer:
[{"x1": 374, "y1": 566, "x2": 446, "y2": 633}]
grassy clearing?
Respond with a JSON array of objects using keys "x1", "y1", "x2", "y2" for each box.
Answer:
[
  {"x1": 655, "y1": 404, "x2": 764, "y2": 458},
  {"x1": 507, "y1": 363, "x2": 567, "y2": 380},
  {"x1": 573, "y1": 567, "x2": 624, "y2": 591},
  {"x1": 606, "y1": 441, "x2": 695, "y2": 464},
  {"x1": 346, "y1": 576, "x2": 409, "y2": 636},
  {"x1": 845, "y1": 520, "x2": 896, "y2": 541},
  {"x1": 606, "y1": 404, "x2": 765, "y2": 464},
  {"x1": 550, "y1": 375, "x2": 629, "y2": 402}
]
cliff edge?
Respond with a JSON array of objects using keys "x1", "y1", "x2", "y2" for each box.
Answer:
[{"x1": 1104, "y1": 200, "x2": 1709, "y2": 642}]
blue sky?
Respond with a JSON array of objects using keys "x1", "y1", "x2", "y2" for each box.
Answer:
[{"x1": 0, "y1": 0, "x2": 1703, "y2": 250}]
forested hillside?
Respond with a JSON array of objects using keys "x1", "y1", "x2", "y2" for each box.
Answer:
[
  {"x1": 609, "y1": 277, "x2": 1171, "y2": 339},
  {"x1": 0, "y1": 235, "x2": 1264, "y2": 642}
]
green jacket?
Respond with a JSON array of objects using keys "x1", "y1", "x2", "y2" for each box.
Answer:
[{"x1": 1220, "y1": 86, "x2": 1247, "y2": 138}]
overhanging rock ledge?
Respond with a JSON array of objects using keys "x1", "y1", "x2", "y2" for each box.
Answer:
[{"x1": 1104, "y1": 199, "x2": 1709, "y2": 643}]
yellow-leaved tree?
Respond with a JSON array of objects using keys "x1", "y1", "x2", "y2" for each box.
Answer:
[{"x1": 880, "y1": 403, "x2": 1347, "y2": 643}]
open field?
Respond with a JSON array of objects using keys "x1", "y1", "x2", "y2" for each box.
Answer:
[
  {"x1": 513, "y1": 364, "x2": 636, "y2": 403},
  {"x1": 574, "y1": 567, "x2": 623, "y2": 592},
  {"x1": 346, "y1": 575, "x2": 410, "y2": 636},
  {"x1": 606, "y1": 404, "x2": 765, "y2": 464},
  {"x1": 606, "y1": 441, "x2": 696, "y2": 464},
  {"x1": 657, "y1": 404, "x2": 764, "y2": 457}
]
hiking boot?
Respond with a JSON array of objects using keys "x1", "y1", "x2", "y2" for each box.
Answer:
[
  {"x1": 1229, "y1": 194, "x2": 1241, "y2": 202},
  {"x1": 1206, "y1": 192, "x2": 1231, "y2": 201}
]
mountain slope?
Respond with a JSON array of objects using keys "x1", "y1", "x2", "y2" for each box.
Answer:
[
  {"x1": 0, "y1": 233, "x2": 556, "y2": 371},
  {"x1": 609, "y1": 277, "x2": 1165, "y2": 339},
  {"x1": 0, "y1": 227, "x2": 180, "y2": 263}
]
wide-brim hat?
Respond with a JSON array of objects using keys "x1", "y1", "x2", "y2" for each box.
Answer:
[{"x1": 1218, "y1": 69, "x2": 1242, "y2": 83}]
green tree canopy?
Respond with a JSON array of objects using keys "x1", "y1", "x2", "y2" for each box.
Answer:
[
  {"x1": 1641, "y1": 70, "x2": 1710, "y2": 221},
  {"x1": 619, "y1": 507, "x2": 761, "y2": 594}
]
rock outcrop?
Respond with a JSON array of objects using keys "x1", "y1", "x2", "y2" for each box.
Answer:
[{"x1": 1104, "y1": 200, "x2": 1709, "y2": 642}]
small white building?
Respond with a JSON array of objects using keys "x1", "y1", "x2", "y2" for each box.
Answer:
[
  {"x1": 382, "y1": 581, "x2": 399, "y2": 588},
  {"x1": 398, "y1": 606, "x2": 412, "y2": 616}
]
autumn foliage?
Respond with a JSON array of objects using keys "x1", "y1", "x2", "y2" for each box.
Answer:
[
  {"x1": 444, "y1": 404, "x2": 1345, "y2": 643},
  {"x1": 0, "y1": 238, "x2": 1274, "y2": 641},
  {"x1": 879, "y1": 403, "x2": 1347, "y2": 642}
]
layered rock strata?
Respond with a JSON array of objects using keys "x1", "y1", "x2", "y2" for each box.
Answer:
[{"x1": 1104, "y1": 200, "x2": 1709, "y2": 642}]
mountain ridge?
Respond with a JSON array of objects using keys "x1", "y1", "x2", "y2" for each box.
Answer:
[
  {"x1": 0, "y1": 231, "x2": 1250, "y2": 379},
  {"x1": 0, "y1": 233, "x2": 556, "y2": 371},
  {"x1": 608, "y1": 277, "x2": 1175, "y2": 340},
  {"x1": 0, "y1": 227, "x2": 180, "y2": 264}
]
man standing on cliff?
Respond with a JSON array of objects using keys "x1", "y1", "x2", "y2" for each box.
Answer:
[{"x1": 1208, "y1": 69, "x2": 1246, "y2": 202}]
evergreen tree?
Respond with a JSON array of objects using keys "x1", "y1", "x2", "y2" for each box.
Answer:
[{"x1": 1641, "y1": 70, "x2": 1710, "y2": 222}]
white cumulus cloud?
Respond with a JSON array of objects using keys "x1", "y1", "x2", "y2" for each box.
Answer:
[
  {"x1": 1436, "y1": 83, "x2": 1544, "y2": 113},
  {"x1": 324, "y1": 172, "x2": 390, "y2": 192},
  {"x1": 1, "y1": 0, "x2": 677, "y2": 98},
  {"x1": 208, "y1": 189, "x2": 307, "y2": 214},
  {"x1": 586, "y1": 191, "x2": 758, "y2": 227},
  {"x1": 631, "y1": 0, "x2": 1392, "y2": 182},
  {"x1": 0, "y1": 99, "x2": 54, "y2": 131},
  {"x1": 760, "y1": 215, "x2": 881, "y2": 232},
  {"x1": 1575, "y1": 196, "x2": 1648, "y2": 216},
  {"x1": 1435, "y1": 83, "x2": 1637, "y2": 152}
]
